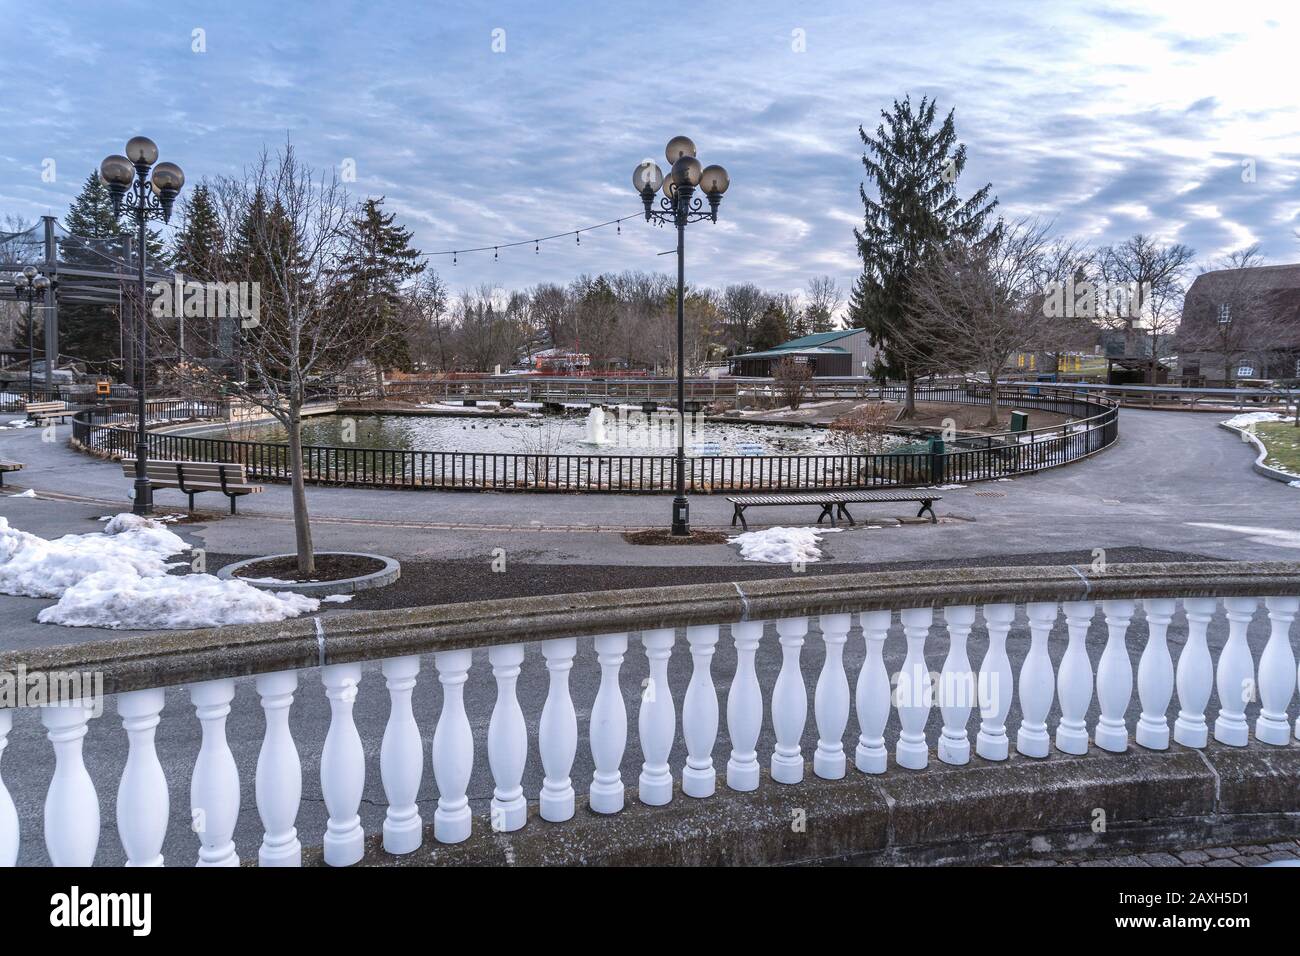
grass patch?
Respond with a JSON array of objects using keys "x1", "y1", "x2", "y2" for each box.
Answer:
[{"x1": 1254, "y1": 421, "x2": 1300, "y2": 476}]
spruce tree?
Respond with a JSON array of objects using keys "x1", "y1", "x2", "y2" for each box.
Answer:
[
  {"x1": 849, "y1": 96, "x2": 998, "y2": 415},
  {"x1": 172, "y1": 183, "x2": 224, "y2": 279},
  {"x1": 334, "y1": 197, "x2": 424, "y2": 386},
  {"x1": 60, "y1": 171, "x2": 129, "y2": 370}
]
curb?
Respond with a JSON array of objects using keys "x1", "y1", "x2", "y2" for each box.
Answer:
[
  {"x1": 217, "y1": 552, "x2": 401, "y2": 595},
  {"x1": 1217, "y1": 421, "x2": 1300, "y2": 486}
]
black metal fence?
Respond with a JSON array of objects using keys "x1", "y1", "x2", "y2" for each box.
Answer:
[{"x1": 70, "y1": 384, "x2": 1118, "y2": 493}]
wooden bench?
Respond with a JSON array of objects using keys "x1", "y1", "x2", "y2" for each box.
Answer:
[
  {"x1": 122, "y1": 459, "x2": 263, "y2": 514},
  {"x1": 0, "y1": 460, "x2": 23, "y2": 487},
  {"x1": 24, "y1": 400, "x2": 76, "y2": 423},
  {"x1": 727, "y1": 491, "x2": 942, "y2": 531}
]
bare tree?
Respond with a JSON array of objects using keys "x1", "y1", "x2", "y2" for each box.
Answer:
[
  {"x1": 1097, "y1": 234, "x2": 1196, "y2": 384},
  {"x1": 903, "y1": 218, "x2": 1055, "y2": 426},
  {"x1": 804, "y1": 275, "x2": 844, "y2": 333},
  {"x1": 154, "y1": 144, "x2": 375, "y2": 575},
  {"x1": 772, "y1": 356, "x2": 814, "y2": 409},
  {"x1": 405, "y1": 270, "x2": 451, "y2": 371},
  {"x1": 721, "y1": 282, "x2": 766, "y2": 353}
]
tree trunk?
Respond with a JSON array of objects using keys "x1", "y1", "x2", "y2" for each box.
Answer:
[
  {"x1": 374, "y1": 362, "x2": 385, "y2": 400},
  {"x1": 287, "y1": 410, "x2": 315, "y2": 576},
  {"x1": 902, "y1": 371, "x2": 917, "y2": 418},
  {"x1": 985, "y1": 374, "x2": 1000, "y2": 428}
]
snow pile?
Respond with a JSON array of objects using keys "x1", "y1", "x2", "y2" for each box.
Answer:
[
  {"x1": 8, "y1": 489, "x2": 36, "y2": 498},
  {"x1": 728, "y1": 526, "x2": 840, "y2": 564},
  {"x1": 0, "y1": 418, "x2": 34, "y2": 431},
  {"x1": 0, "y1": 514, "x2": 323, "y2": 629},
  {"x1": 1223, "y1": 411, "x2": 1285, "y2": 429}
]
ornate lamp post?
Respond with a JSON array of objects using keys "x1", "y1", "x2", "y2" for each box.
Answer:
[
  {"x1": 632, "y1": 136, "x2": 730, "y2": 535},
  {"x1": 99, "y1": 137, "x2": 184, "y2": 515},
  {"x1": 11, "y1": 267, "x2": 51, "y2": 398}
]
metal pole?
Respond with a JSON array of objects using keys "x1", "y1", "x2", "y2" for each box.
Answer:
[
  {"x1": 42, "y1": 215, "x2": 57, "y2": 387},
  {"x1": 672, "y1": 187, "x2": 690, "y2": 536},
  {"x1": 133, "y1": 168, "x2": 152, "y2": 515},
  {"x1": 26, "y1": 290, "x2": 34, "y2": 398}
]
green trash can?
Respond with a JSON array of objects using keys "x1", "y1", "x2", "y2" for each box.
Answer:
[
  {"x1": 1009, "y1": 411, "x2": 1029, "y2": 432},
  {"x1": 927, "y1": 436, "x2": 945, "y2": 484}
]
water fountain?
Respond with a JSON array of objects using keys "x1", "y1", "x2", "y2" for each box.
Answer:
[{"x1": 584, "y1": 406, "x2": 612, "y2": 446}]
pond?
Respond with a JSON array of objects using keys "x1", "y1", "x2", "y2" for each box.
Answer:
[{"x1": 236, "y1": 407, "x2": 901, "y2": 458}]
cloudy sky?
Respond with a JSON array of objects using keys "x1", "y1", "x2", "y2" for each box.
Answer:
[{"x1": 2, "y1": 0, "x2": 1297, "y2": 306}]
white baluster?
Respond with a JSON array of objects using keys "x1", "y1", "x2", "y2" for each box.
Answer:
[
  {"x1": 255, "y1": 670, "x2": 302, "y2": 866},
  {"x1": 432, "y1": 649, "x2": 474, "y2": 842},
  {"x1": 590, "y1": 633, "x2": 628, "y2": 813},
  {"x1": 1214, "y1": 597, "x2": 1257, "y2": 747},
  {"x1": 1095, "y1": 600, "x2": 1135, "y2": 752},
  {"x1": 896, "y1": 607, "x2": 933, "y2": 769},
  {"x1": 772, "y1": 616, "x2": 809, "y2": 783},
  {"x1": 977, "y1": 604, "x2": 1014, "y2": 761},
  {"x1": 1056, "y1": 601, "x2": 1095, "y2": 754},
  {"x1": 116, "y1": 688, "x2": 168, "y2": 867},
  {"x1": 540, "y1": 638, "x2": 578, "y2": 821},
  {"x1": 726, "y1": 621, "x2": 764, "y2": 791},
  {"x1": 1136, "y1": 599, "x2": 1175, "y2": 750},
  {"x1": 1174, "y1": 598, "x2": 1216, "y2": 747},
  {"x1": 0, "y1": 710, "x2": 15, "y2": 867},
  {"x1": 1016, "y1": 603, "x2": 1056, "y2": 758},
  {"x1": 487, "y1": 645, "x2": 527, "y2": 831},
  {"x1": 814, "y1": 614, "x2": 852, "y2": 778},
  {"x1": 1256, "y1": 597, "x2": 1297, "y2": 745},
  {"x1": 42, "y1": 703, "x2": 100, "y2": 867},
  {"x1": 320, "y1": 663, "x2": 364, "y2": 865},
  {"x1": 855, "y1": 610, "x2": 891, "y2": 774},
  {"x1": 189, "y1": 679, "x2": 239, "y2": 867},
  {"x1": 683, "y1": 625, "x2": 720, "y2": 797},
  {"x1": 638, "y1": 628, "x2": 676, "y2": 805},
  {"x1": 939, "y1": 606, "x2": 976, "y2": 765},
  {"x1": 380, "y1": 657, "x2": 422, "y2": 851}
]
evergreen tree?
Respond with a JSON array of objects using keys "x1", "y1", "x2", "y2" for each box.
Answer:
[
  {"x1": 172, "y1": 184, "x2": 224, "y2": 279},
  {"x1": 60, "y1": 171, "x2": 129, "y2": 370},
  {"x1": 849, "y1": 96, "x2": 997, "y2": 414},
  {"x1": 333, "y1": 197, "x2": 424, "y2": 385},
  {"x1": 753, "y1": 301, "x2": 790, "y2": 351}
]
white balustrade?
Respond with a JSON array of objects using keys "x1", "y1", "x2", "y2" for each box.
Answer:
[
  {"x1": 1174, "y1": 598, "x2": 1216, "y2": 748},
  {"x1": 726, "y1": 621, "x2": 764, "y2": 791},
  {"x1": 320, "y1": 664, "x2": 365, "y2": 866},
  {"x1": 896, "y1": 607, "x2": 933, "y2": 769},
  {"x1": 1214, "y1": 598, "x2": 1257, "y2": 746},
  {"x1": 590, "y1": 633, "x2": 629, "y2": 813},
  {"x1": 683, "y1": 625, "x2": 720, "y2": 797},
  {"x1": 42, "y1": 703, "x2": 99, "y2": 867},
  {"x1": 0, "y1": 710, "x2": 15, "y2": 867},
  {"x1": 1256, "y1": 598, "x2": 1297, "y2": 745},
  {"x1": 5, "y1": 582, "x2": 1300, "y2": 869},
  {"x1": 189, "y1": 679, "x2": 239, "y2": 867},
  {"x1": 117, "y1": 688, "x2": 168, "y2": 867},
  {"x1": 432, "y1": 649, "x2": 474, "y2": 842},
  {"x1": 540, "y1": 638, "x2": 578, "y2": 821},
  {"x1": 939, "y1": 606, "x2": 976, "y2": 765},
  {"x1": 814, "y1": 614, "x2": 851, "y2": 778},
  {"x1": 639, "y1": 629, "x2": 676, "y2": 805},
  {"x1": 977, "y1": 604, "x2": 1014, "y2": 762},
  {"x1": 772, "y1": 616, "x2": 809, "y2": 783},
  {"x1": 1016, "y1": 603, "x2": 1055, "y2": 758},
  {"x1": 1136, "y1": 600, "x2": 1175, "y2": 750},
  {"x1": 1095, "y1": 600, "x2": 1135, "y2": 752},
  {"x1": 256, "y1": 671, "x2": 302, "y2": 867},
  {"x1": 1056, "y1": 601, "x2": 1095, "y2": 755},
  {"x1": 380, "y1": 657, "x2": 424, "y2": 850},
  {"x1": 855, "y1": 610, "x2": 891, "y2": 774}
]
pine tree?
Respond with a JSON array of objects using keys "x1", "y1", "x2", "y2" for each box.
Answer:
[
  {"x1": 172, "y1": 184, "x2": 224, "y2": 279},
  {"x1": 753, "y1": 301, "x2": 789, "y2": 351},
  {"x1": 849, "y1": 96, "x2": 998, "y2": 415},
  {"x1": 60, "y1": 171, "x2": 130, "y2": 371},
  {"x1": 333, "y1": 197, "x2": 424, "y2": 386}
]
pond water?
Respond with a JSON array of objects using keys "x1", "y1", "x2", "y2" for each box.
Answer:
[{"x1": 239, "y1": 408, "x2": 896, "y2": 457}]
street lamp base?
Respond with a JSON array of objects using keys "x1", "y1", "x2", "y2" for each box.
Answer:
[
  {"x1": 671, "y1": 497, "x2": 690, "y2": 536},
  {"x1": 132, "y1": 479, "x2": 154, "y2": 516}
]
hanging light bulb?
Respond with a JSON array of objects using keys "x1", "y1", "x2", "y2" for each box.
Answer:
[
  {"x1": 535, "y1": 240, "x2": 539, "y2": 254},
  {"x1": 453, "y1": 251, "x2": 458, "y2": 265},
  {"x1": 494, "y1": 247, "x2": 499, "y2": 261},
  {"x1": 575, "y1": 232, "x2": 580, "y2": 245}
]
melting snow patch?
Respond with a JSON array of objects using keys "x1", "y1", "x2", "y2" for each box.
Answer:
[
  {"x1": 0, "y1": 513, "x2": 321, "y2": 629},
  {"x1": 728, "y1": 526, "x2": 840, "y2": 564},
  {"x1": 1223, "y1": 411, "x2": 1285, "y2": 429},
  {"x1": 320, "y1": 594, "x2": 354, "y2": 604},
  {"x1": 9, "y1": 489, "x2": 36, "y2": 498}
]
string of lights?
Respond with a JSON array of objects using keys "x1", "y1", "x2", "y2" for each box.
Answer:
[{"x1": 420, "y1": 212, "x2": 644, "y2": 265}]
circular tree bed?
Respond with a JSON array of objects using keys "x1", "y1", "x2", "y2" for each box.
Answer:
[{"x1": 218, "y1": 552, "x2": 401, "y2": 595}]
